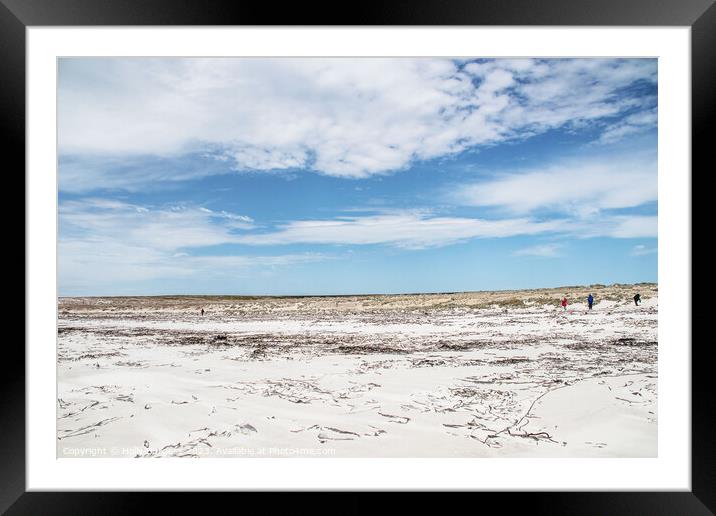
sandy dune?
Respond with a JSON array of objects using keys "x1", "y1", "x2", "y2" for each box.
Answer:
[{"x1": 57, "y1": 284, "x2": 657, "y2": 457}]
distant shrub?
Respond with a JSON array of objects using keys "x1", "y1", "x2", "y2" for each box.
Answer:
[{"x1": 495, "y1": 298, "x2": 525, "y2": 308}]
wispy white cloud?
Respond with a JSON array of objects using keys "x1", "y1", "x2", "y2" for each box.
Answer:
[
  {"x1": 630, "y1": 244, "x2": 658, "y2": 256},
  {"x1": 198, "y1": 207, "x2": 255, "y2": 229},
  {"x1": 597, "y1": 108, "x2": 658, "y2": 144},
  {"x1": 231, "y1": 211, "x2": 656, "y2": 248},
  {"x1": 59, "y1": 58, "x2": 657, "y2": 185},
  {"x1": 234, "y1": 212, "x2": 568, "y2": 249},
  {"x1": 58, "y1": 199, "x2": 327, "y2": 291},
  {"x1": 513, "y1": 243, "x2": 563, "y2": 257},
  {"x1": 60, "y1": 199, "x2": 243, "y2": 251},
  {"x1": 562, "y1": 215, "x2": 656, "y2": 239},
  {"x1": 453, "y1": 154, "x2": 657, "y2": 216}
]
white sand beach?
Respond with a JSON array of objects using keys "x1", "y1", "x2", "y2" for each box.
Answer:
[{"x1": 57, "y1": 284, "x2": 657, "y2": 458}]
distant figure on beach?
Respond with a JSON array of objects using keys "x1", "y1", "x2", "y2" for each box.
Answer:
[
  {"x1": 561, "y1": 296, "x2": 568, "y2": 310},
  {"x1": 633, "y1": 293, "x2": 641, "y2": 306},
  {"x1": 587, "y1": 294, "x2": 594, "y2": 310},
  {"x1": 201, "y1": 308, "x2": 205, "y2": 316}
]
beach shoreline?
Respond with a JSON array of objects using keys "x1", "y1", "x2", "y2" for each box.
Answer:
[{"x1": 57, "y1": 283, "x2": 658, "y2": 458}]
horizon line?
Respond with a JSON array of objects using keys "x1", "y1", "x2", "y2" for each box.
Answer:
[{"x1": 58, "y1": 281, "x2": 657, "y2": 299}]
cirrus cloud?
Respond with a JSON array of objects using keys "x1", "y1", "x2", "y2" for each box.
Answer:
[{"x1": 453, "y1": 154, "x2": 657, "y2": 216}]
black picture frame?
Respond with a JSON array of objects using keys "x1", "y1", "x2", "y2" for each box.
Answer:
[{"x1": 5, "y1": 0, "x2": 711, "y2": 513}]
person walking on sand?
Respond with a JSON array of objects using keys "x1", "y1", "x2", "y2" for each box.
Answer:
[
  {"x1": 561, "y1": 296, "x2": 568, "y2": 310},
  {"x1": 587, "y1": 294, "x2": 594, "y2": 310},
  {"x1": 201, "y1": 308, "x2": 205, "y2": 316},
  {"x1": 633, "y1": 293, "x2": 641, "y2": 306}
]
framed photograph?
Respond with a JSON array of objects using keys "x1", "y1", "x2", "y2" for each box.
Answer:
[{"x1": 7, "y1": 0, "x2": 710, "y2": 512}]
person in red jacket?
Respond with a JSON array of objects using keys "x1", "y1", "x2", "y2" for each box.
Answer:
[{"x1": 561, "y1": 296, "x2": 568, "y2": 310}]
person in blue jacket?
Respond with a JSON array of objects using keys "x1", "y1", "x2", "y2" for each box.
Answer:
[{"x1": 587, "y1": 294, "x2": 594, "y2": 310}]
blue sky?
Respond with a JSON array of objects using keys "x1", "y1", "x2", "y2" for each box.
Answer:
[{"x1": 58, "y1": 58, "x2": 657, "y2": 296}]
